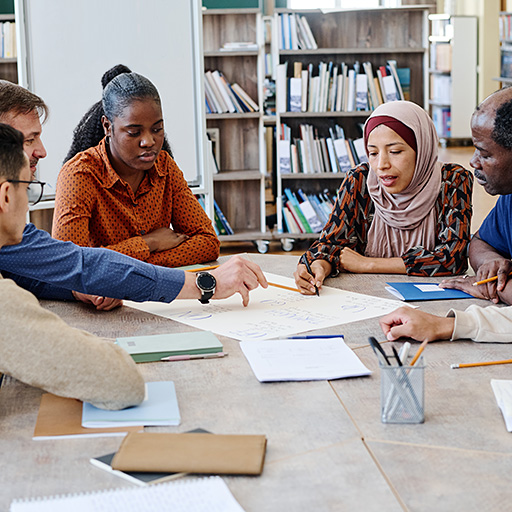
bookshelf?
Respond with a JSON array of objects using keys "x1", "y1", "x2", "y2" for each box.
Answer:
[
  {"x1": 428, "y1": 14, "x2": 477, "y2": 143},
  {"x1": 0, "y1": 14, "x2": 17, "y2": 83},
  {"x1": 495, "y1": 12, "x2": 512, "y2": 87},
  {"x1": 272, "y1": 6, "x2": 430, "y2": 245},
  {"x1": 203, "y1": 8, "x2": 270, "y2": 253}
]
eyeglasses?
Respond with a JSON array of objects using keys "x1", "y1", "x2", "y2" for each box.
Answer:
[{"x1": 7, "y1": 179, "x2": 46, "y2": 206}]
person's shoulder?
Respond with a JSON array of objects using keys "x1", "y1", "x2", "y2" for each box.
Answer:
[
  {"x1": 154, "y1": 150, "x2": 182, "y2": 180},
  {"x1": 62, "y1": 149, "x2": 101, "y2": 172},
  {"x1": 440, "y1": 163, "x2": 473, "y2": 185},
  {"x1": 441, "y1": 163, "x2": 474, "y2": 192},
  {"x1": 346, "y1": 162, "x2": 370, "y2": 186}
]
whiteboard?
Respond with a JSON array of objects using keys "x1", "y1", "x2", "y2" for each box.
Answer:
[{"x1": 15, "y1": 0, "x2": 206, "y2": 197}]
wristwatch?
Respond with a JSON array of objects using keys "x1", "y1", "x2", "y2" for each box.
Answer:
[{"x1": 196, "y1": 271, "x2": 217, "y2": 304}]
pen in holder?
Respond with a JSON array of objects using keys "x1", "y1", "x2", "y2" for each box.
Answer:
[{"x1": 380, "y1": 356, "x2": 425, "y2": 424}]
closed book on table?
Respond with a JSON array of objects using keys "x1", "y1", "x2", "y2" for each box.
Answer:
[
  {"x1": 116, "y1": 331, "x2": 223, "y2": 363},
  {"x1": 112, "y1": 432, "x2": 267, "y2": 475}
]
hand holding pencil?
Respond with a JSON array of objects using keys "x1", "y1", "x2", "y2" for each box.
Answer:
[{"x1": 440, "y1": 258, "x2": 512, "y2": 305}]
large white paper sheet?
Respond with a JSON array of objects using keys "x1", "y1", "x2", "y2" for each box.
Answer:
[
  {"x1": 240, "y1": 337, "x2": 371, "y2": 382},
  {"x1": 124, "y1": 272, "x2": 403, "y2": 341}
]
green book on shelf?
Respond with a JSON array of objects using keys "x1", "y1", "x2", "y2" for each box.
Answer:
[{"x1": 116, "y1": 331, "x2": 223, "y2": 363}]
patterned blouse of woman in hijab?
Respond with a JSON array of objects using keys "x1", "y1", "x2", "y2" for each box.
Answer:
[{"x1": 294, "y1": 100, "x2": 474, "y2": 295}]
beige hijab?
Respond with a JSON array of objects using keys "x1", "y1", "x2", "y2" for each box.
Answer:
[{"x1": 363, "y1": 101, "x2": 442, "y2": 258}]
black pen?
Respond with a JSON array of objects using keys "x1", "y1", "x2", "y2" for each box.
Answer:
[
  {"x1": 368, "y1": 336, "x2": 391, "y2": 365},
  {"x1": 391, "y1": 345, "x2": 403, "y2": 367},
  {"x1": 304, "y1": 258, "x2": 319, "y2": 296}
]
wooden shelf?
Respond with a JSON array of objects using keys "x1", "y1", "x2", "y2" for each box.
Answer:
[
  {"x1": 281, "y1": 173, "x2": 345, "y2": 180},
  {"x1": 204, "y1": 50, "x2": 258, "y2": 57},
  {"x1": 280, "y1": 111, "x2": 370, "y2": 119},
  {"x1": 206, "y1": 112, "x2": 260, "y2": 120},
  {"x1": 273, "y1": 6, "x2": 430, "y2": 239},
  {"x1": 280, "y1": 48, "x2": 426, "y2": 56},
  {"x1": 218, "y1": 231, "x2": 272, "y2": 242},
  {"x1": 204, "y1": 9, "x2": 266, "y2": 238},
  {"x1": 214, "y1": 170, "x2": 262, "y2": 181}
]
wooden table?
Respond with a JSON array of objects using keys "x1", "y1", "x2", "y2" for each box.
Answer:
[{"x1": 1, "y1": 254, "x2": 512, "y2": 511}]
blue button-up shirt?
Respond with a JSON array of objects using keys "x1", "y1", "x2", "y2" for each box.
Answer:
[{"x1": 0, "y1": 224, "x2": 185, "y2": 302}]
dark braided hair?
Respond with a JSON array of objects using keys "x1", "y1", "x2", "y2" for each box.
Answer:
[{"x1": 64, "y1": 65, "x2": 172, "y2": 163}]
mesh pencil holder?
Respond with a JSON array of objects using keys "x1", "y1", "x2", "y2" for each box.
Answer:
[{"x1": 380, "y1": 356, "x2": 425, "y2": 424}]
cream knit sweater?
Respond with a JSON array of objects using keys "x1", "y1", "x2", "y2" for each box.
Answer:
[{"x1": 0, "y1": 275, "x2": 145, "y2": 409}]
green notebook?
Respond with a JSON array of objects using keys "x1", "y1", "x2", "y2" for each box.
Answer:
[{"x1": 116, "y1": 331, "x2": 223, "y2": 363}]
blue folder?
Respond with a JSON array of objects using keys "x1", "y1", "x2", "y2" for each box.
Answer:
[{"x1": 386, "y1": 282, "x2": 473, "y2": 301}]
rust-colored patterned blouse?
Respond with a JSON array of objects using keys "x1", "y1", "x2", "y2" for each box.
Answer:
[
  {"x1": 52, "y1": 139, "x2": 219, "y2": 268},
  {"x1": 301, "y1": 163, "x2": 473, "y2": 277}
]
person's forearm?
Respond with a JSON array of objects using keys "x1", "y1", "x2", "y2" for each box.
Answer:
[
  {"x1": 469, "y1": 234, "x2": 505, "y2": 270},
  {"x1": 497, "y1": 281, "x2": 512, "y2": 305},
  {"x1": 147, "y1": 235, "x2": 220, "y2": 268},
  {"x1": 366, "y1": 256, "x2": 406, "y2": 274}
]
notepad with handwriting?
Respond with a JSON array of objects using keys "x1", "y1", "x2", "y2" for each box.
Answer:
[
  {"x1": 9, "y1": 476, "x2": 246, "y2": 512},
  {"x1": 116, "y1": 331, "x2": 223, "y2": 362},
  {"x1": 240, "y1": 337, "x2": 371, "y2": 382},
  {"x1": 82, "y1": 381, "x2": 180, "y2": 428}
]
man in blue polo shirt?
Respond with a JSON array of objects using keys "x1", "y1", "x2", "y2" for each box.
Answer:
[
  {"x1": 441, "y1": 85, "x2": 512, "y2": 305},
  {"x1": 0, "y1": 80, "x2": 267, "y2": 307},
  {"x1": 378, "y1": 87, "x2": 512, "y2": 343}
]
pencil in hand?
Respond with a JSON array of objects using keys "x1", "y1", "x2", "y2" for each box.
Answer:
[{"x1": 473, "y1": 271, "x2": 512, "y2": 286}]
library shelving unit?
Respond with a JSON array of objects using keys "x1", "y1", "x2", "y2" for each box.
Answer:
[
  {"x1": 272, "y1": 6, "x2": 430, "y2": 249},
  {"x1": 0, "y1": 14, "x2": 17, "y2": 83},
  {"x1": 428, "y1": 14, "x2": 477, "y2": 144},
  {"x1": 495, "y1": 12, "x2": 512, "y2": 88},
  {"x1": 202, "y1": 8, "x2": 271, "y2": 253}
]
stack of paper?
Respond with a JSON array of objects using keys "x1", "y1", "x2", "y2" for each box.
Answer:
[
  {"x1": 491, "y1": 379, "x2": 512, "y2": 432},
  {"x1": 240, "y1": 337, "x2": 371, "y2": 382},
  {"x1": 82, "y1": 381, "x2": 180, "y2": 428}
]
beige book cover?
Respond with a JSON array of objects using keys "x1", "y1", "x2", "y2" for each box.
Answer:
[
  {"x1": 33, "y1": 394, "x2": 142, "y2": 439},
  {"x1": 112, "y1": 432, "x2": 267, "y2": 475}
]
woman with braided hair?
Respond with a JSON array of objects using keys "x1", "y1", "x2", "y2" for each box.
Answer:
[{"x1": 53, "y1": 65, "x2": 219, "y2": 268}]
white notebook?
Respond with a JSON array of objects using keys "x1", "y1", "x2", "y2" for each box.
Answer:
[
  {"x1": 10, "y1": 476, "x2": 245, "y2": 512},
  {"x1": 82, "y1": 381, "x2": 180, "y2": 428}
]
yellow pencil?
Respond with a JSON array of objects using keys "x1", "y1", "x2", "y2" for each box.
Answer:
[
  {"x1": 409, "y1": 339, "x2": 428, "y2": 367},
  {"x1": 184, "y1": 269, "x2": 301, "y2": 293},
  {"x1": 268, "y1": 282, "x2": 301, "y2": 293},
  {"x1": 451, "y1": 359, "x2": 512, "y2": 369},
  {"x1": 473, "y1": 271, "x2": 512, "y2": 286},
  {"x1": 185, "y1": 265, "x2": 220, "y2": 272}
]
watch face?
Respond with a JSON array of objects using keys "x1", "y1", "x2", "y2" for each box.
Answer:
[{"x1": 197, "y1": 272, "x2": 216, "y2": 291}]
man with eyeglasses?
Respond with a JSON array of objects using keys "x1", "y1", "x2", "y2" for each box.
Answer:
[
  {"x1": 0, "y1": 123, "x2": 145, "y2": 408},
  {"x1": 0, "y1": 80, "x2": 267, "y2": 308}
]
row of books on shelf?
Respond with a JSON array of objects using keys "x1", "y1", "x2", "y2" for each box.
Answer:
[
  {"x1": 279, "y1": 123, "x2": 367, "y2": 175},
  {"x1": 278, "y1": 13, "x2": 318, "y2": 51},
  {"x1": 196, "y1": 195, "x2": 234, "y2": 236},
  {"x1": 500, "y1": 13, "x2": 512, "y2": 42},
  {"x1": 0, "y1": 21, "x2": 16, "y2": 59},
  {"x1": 430, "y1": 74, "x2": 451, "y2": 105},
  {"x1": 430, "y1": 42, "x2": 452, "y2": 73},
  {"x1": 204, "y1": 70, "x2": 259, "y2": 115},
  {"x1": 431, "y1": 105, "x2": 451, "y2": 138},
  {"x1": 282, "y1": 188, "x2": 335, "y2": 234},
  {"x1": 276, "y1": 60, "x2": 409, "y2": 114},
  {"x1": 501, "y1": 46, "x2": 512, "y2": 78}
]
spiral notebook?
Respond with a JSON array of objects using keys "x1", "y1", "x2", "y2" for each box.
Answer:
[{"x1": 9, "y1": 476, "x2": 245, "y2": 512}]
